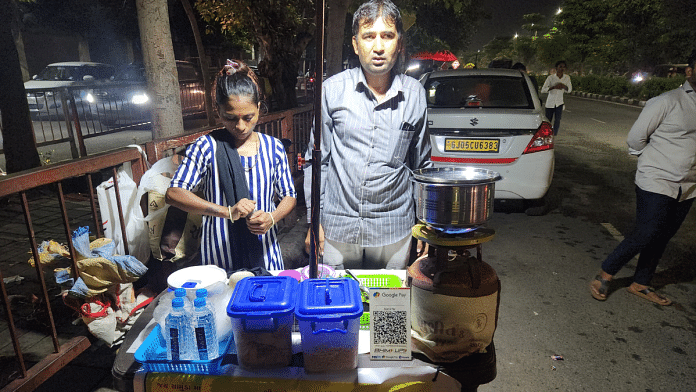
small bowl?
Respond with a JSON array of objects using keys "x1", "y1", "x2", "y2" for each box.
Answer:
[
  {"x1": 278, "y1": 269, "x2": 302, "y2": 282},
  {"x1": 300, "y1": 264, "x2": 336, "y2": 281}
]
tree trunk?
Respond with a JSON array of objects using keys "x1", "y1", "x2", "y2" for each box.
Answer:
[
  {"x1": 0, "y1": 1, "x2": 41, "y2": 173},
  {"x1": 14, "y1": 30, "x2": 29, "y2": 81},
  {"x1": 135, "y1": 0, "x2": 184, "y2": 140},
  {"x1": 325, "y1": 0, "x2": 350, "y2": 77},
  {"x1": 180, "y1": 0, "x2": 215, "y2": 126}
]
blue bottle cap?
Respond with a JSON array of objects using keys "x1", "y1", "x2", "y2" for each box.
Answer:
[
  {"x1": 172, "y1": 297, "x2": 184, "y2": 308},
  {"x1": 196, "y1": 288, "x2": 208, "y2": 298},
  {"x1": 194, "y1": 297, "x2": 206, "y2": 308},
  {"x1": 174, "y1": 288, "x2": 187, "y2": 297}
]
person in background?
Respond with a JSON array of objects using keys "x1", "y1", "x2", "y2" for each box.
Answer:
[
  {"x1": 304, "y1": 0, "x2": 431, "y2": 270},
  {"x1": 590, "y1": 50, "x2": 696, "y2": 306},
  {"x1": 540, "y1": 60, "x2": 572, "y2": 135},
  {"x1": 512, "y1": 62, "x2": 539, "y2": 94},
  {"x1": 166, "y1": 59, "x2": 296, "y2": 272}
]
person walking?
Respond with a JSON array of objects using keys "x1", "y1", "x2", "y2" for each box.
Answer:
[
  {"x1": 167, "y1": 60, "x2": 296, "y2": 272},
  {"x1": 541, "y1": 60, "x2": 572, "y2": 135},
  {"x1": 303, "y1": 0, "x2": 431, "y2": 270},
  {"x1": 590, "y1": 51, "x2": 696, "y2": 306}
]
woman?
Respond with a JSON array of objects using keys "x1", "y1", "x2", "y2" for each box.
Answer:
[{"x1": 166, "y1": 60, "x2": 296, "y2": 272}]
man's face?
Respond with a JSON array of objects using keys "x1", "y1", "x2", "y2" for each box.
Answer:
[
  {"x1": 556, "y1": 63, "x2": 567, "y2": 76},
  {"x1": 686, "y1": 65, "x2": 696, "y2": 89},
  {"x1": 352, "y1": 16, "x2": 401, "y2": 77}
]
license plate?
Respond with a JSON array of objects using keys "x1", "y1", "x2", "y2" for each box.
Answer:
[{"x1": 444, "y1": 138, "x2": 499, "y2": 153}]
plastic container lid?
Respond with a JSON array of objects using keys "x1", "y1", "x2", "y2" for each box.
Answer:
[
  {"x1": 227, "y1": 276, "x2": 298, "y2": 319},
  {"x1": 168, "y1": 265, "x2": 227, "y2": 291},
  {"x1": 295, "y1": 278, "x2": 363, "y2": 322}
]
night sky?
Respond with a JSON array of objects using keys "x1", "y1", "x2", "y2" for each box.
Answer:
[{"x1": 469, "y1": 0, "x2": 563, "y2": 51}]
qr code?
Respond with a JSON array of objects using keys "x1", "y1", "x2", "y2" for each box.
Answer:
[{"x1": 372, "y1": 310, "x2": 408, "y2": 345}]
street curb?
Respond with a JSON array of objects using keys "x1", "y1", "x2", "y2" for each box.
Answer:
[{"x1": 571, "y1": 91, "x2": 646, "y2": 107}]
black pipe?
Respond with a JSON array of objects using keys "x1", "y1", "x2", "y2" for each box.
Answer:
[{"x1": 309, "y1": 0, "x2": 325, "y2": 279}]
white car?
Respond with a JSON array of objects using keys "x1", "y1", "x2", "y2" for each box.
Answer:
[
  {"x1": 420, "y1": 68, "x2": 554, "y2": 215},
  {"x1": 24, "y1": 62, "x2": 115, "y2": 119}
]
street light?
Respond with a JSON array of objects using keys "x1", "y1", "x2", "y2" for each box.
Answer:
[
  {"x1": 556, "y1": 7, "x2": 562, "y2": 15},
  {"x1": 475, "y1": 50, "x2": 480, "y2": 68}
]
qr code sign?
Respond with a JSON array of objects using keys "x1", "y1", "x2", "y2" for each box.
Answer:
[{"x1": 372, "y1": 310, "x2": 408, "y2": 345}]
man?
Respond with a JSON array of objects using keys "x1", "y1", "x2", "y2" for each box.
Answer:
[
  {"x1": 540, "y1": 60, "x2": 572, "y2": 135},
  {"x1": 303, "y1": 0, "x2": 430, "y2": 270},
  {"x1": 590, "y1": 50, "x2": 696, "y2": 306}
]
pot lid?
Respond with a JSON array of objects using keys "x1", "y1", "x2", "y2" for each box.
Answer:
[{"x1": 411, "y1": 167, "x2": 502, "y2": 184}]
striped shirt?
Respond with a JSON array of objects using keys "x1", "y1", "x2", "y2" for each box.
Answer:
[
  {"x1": 170, "y1": 132, "x2": 296, "y2": 271},
  {"x1": 304, "y1": 67, "x2": 430, "y2": 247}
]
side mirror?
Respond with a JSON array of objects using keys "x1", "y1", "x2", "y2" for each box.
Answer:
[
  {"x1": 83, "y1": 75, "x2": 94, "y2": 81},
  {"x1": 32, "y1": 75, "x2": 37, "y2": 80}
]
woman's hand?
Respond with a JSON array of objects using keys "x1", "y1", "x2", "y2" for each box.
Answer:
[
  {"x1": 230, "y1": 198, "x2": 256, "y2": 221},
  {"x1": 247, "y1": 210, "x2": 275, "y2": 235}
]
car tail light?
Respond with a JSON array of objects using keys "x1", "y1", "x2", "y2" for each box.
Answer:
[{"x1": 523, "y1": 121, "x2": 553, "y2": 154}]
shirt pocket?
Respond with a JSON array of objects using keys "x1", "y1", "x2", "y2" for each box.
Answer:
[{"x1": 390, "y1": 122, "x2": 415, "y2": 165}]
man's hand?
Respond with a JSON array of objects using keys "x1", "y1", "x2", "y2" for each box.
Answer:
[
  {"x1": 305, "y1": 224, "x2": 324, "y2": 256},
  {"x1": 552, "y1": 82, "x2": 568, "y2": 91}
]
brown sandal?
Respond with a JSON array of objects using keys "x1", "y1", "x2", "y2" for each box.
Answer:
[
  {"x1": 589, "y1": 275, "x2": 610, "y2": 301},
  {"x1": 627, "y1": 286, "x2": 672, "y2": 306}
]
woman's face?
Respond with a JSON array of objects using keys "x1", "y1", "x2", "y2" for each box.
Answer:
[{"x1": 218, "y1": 95, "x2": 260, "y2": 142}]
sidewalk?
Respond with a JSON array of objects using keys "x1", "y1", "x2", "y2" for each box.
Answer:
[{"x1": 570, "y1": 90, "x2": 647, "y2": 107}]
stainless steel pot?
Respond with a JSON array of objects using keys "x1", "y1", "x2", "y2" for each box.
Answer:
[{"x1": 411, "y1": 167, "x2": 502, "y2": 229}]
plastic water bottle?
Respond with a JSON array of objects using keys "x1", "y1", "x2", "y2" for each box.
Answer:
[
  {"x1": 193, "y1": 295, "x2": 218, "y2": 360},
  {"x1": 165, "y1": 297, "x2": 194, "y2": 361}
]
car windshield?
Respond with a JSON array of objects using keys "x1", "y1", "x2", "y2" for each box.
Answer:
[
  {"x1": 114, "y1": 66, "x2": 146, "y2": 82},
  {"x1": 36, "y1": 65, "x2": 113, "y2": 81},
  {"x1": 424, "y1": 75, "x2": 533, "y2": 109}
]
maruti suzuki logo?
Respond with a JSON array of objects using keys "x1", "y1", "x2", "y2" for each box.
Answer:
[{"x1": 470, "y1": 118, "x2": 479, "y2": 126}]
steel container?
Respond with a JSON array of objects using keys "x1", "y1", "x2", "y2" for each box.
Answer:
[{"x1": 411, "y1": 167, "x2": 502, "y2": 229}]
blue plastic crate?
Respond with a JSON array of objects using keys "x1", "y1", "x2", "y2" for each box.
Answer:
[{"x1": 134, "y1": 324, "x2": 232, "y2": 375}]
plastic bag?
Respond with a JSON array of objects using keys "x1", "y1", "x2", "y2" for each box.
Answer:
[
  {"x1": 97, "y1": 166, "x2": 150, "y2": 263},
  {"x1": 140, "y1": 156, "x2": 202, "y2": 264},
  {"x1": 68, "y1": 226, "x2": 148, "y2": 298}
]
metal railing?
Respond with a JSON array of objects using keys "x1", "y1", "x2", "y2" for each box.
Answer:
[{"x1": 0, "y1": 103, "x2": 313, "y2": 391}]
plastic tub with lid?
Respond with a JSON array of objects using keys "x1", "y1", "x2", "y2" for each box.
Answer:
[
  {"x1": 167, "y1": 265, "x2": 227, "y2": 299},
  {"x1": 226, "y1": 276, "x2": 297, "y2": 369},
  {"x1": 295, "y1": 278, "x2": 363, "y2": 373}
]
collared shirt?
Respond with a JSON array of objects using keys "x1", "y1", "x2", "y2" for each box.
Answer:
[
  {"x1": 170, "y1": 132, "x2": 296, "y2": 271},
  {"x1": 304, "y1": 67, "x2": 430, "y2": 247},
  {"x1": 541, "y1": 73, "x2": 572, "y2": 108},
  {"x1": 627, "y1": 82, "x2": 696, "y2": 201}
]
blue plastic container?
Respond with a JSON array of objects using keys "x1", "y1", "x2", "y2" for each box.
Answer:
[
  {"x1": 295, "y1": 278, "x2": 363, "y2": 373},
  {"x1": 227, "y1": 276, "x2": 298, "y2": 369}
]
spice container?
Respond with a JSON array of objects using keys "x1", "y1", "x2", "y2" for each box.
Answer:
[
  {"x1": 227, "y1": 276, "x2": 297, "y2": 369},
  {"x1": 295, "y1": 278, "x2": 363, "y2": 373}
]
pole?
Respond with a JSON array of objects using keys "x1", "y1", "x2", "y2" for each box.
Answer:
[{"x1": 309, "y1": 0, "x2": 325, "y2": 280}]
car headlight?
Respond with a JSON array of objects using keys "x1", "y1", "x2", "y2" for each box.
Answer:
[
  {"x1": 131, "y1": 93, "x2": 149, "y2": 105},
  {"x1": 85, "y1": 93, "x2": 95, "y2": 103}
]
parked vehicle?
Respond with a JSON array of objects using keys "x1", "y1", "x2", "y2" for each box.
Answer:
[
  {"x1": 420, "y1": 68, "x2": 554, "y2": 215},
  {"x1": 86, "y1": 61, "x2": 206, "y2": 126},
  {"x1": 24, "y1": 62, "x2": 115, "y2": 119}
]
